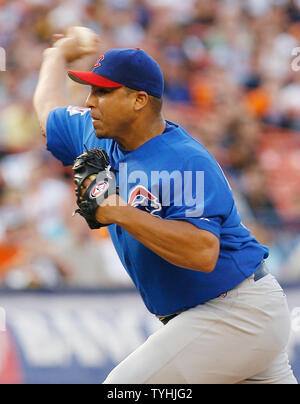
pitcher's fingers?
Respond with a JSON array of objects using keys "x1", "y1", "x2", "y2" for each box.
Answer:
[
  {"x1": 79, "y1": 38, "x2": 100, "y2": 55},
  {"x1": 52, "y1": 34, "x2": 64, "y2": 46}
]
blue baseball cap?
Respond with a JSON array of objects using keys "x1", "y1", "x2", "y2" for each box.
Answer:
[{"x1": 68, "y1": 48, "x2": 164, "y2": 99}]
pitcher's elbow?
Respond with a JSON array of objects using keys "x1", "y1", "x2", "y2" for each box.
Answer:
[{"x1": 191, "y1": 244, "x2": 219, "y2": 273}]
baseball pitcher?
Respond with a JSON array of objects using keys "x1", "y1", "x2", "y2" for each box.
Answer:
[{"x1": 33, "y1": 29, "x2": 297, "y2": 384}]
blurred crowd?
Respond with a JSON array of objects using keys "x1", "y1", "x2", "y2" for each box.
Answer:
[{"x1": 0, "y1": 0, "x2": 300, "y2": 289}]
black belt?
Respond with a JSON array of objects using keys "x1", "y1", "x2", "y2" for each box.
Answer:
[{"x1": 156, "y1": 261, "x2": 269, "y2": 326}]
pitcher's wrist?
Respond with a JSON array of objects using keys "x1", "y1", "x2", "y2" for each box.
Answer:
[{"x1": 43, "y1": 47, "x2": 66, "y2": 63}]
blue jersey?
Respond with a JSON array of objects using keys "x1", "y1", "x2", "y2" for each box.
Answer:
[{"x1": 47, "y1": 106, "x2": 269, "y2": 316}]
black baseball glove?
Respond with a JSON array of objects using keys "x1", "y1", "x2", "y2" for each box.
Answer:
[{"x1": 72, "y1": 147, "x2": 118, "y2": 229}]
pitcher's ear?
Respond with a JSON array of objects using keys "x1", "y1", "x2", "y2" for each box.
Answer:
[{"x1": 133, "y1": 91, "x2": 149, "y2": 112}]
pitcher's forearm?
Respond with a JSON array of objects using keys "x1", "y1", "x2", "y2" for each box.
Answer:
[
  {"x1": 33, "y1": 47, "x2": 70, "y2": 133},
  {"x1": 108, "y1": 204, "x2": 219, "y2": 273}
]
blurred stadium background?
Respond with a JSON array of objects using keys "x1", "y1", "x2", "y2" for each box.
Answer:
[{"x1": 0, "y1": 0, "x2": 300, "y2": 384}]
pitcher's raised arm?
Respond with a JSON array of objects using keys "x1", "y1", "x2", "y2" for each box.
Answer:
[{"x1": 33, "y1": 29, "x2": 99, "y2": 136}]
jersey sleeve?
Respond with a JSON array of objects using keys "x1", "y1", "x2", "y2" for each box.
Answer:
[
  {"x1": 46, "y1": 106, "x2": 91, "y2": 166},
  {"x1": 163, "y1": 157, "x2": 234, "y2": 238}
]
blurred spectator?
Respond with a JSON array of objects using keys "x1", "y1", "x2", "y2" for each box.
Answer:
[
  {"x1": 0, "y1": 0, "x2": 300, "y2": 286},
  {"x1": 240, "y1": 164, "x2": 282, "y2": 226}
]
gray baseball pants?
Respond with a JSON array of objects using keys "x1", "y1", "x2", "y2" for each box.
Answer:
[{"x1": 103, "y1": 273, "x2": 297, "y2": 384}]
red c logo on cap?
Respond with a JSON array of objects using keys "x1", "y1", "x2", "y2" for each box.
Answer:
[{"x1": 94, "y1": 55, "x2": 105, "y2": 68}]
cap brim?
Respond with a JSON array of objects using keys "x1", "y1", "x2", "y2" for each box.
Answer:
[{"x1": 67, "y1": 71, "x2": 123, "y2": 88}]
